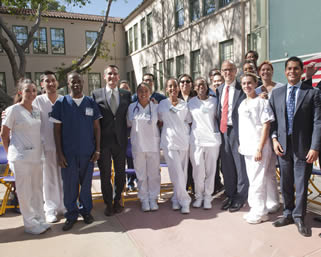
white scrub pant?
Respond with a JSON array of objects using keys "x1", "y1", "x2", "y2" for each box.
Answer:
[
  {"x1": 9, "y1": 161, "x2": 46, "y2": 231},
  {"x1": 265, "y1": 152, "x2": 280, "y2": 210},
  {"x1": 190, "y1": 145, "x2": 220, "y2": 201},
  {"x1": 43, "y1": 151, "x2": 65, "y2": 216},
  {"x1": 244, "y1": 145, "x2": 272, "y2": 217},
  {"x1": 163, "y1": 149, "x2": 191, "y2": 206},
  {"x1": 132, "y1": 151, "x2": 161, "y2": 202}
]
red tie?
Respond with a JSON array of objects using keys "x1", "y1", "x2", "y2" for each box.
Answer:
[{"x1": 220, "y1": 85, "x2": 229, "y2": 133}]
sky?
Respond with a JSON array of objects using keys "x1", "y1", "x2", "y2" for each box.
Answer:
[{"x1": 62, "y1": 0, "x2": 144, "y2": 18}]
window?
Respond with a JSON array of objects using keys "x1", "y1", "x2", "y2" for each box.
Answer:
[
  {"x1": 131, "y1": 70, "x2": 137, "y2": 93},
  {"x1": 147, "y1": 13, "x2": 153, "y2": 44},
  {"x1": 0, "y1": 30, "x2": 2, "y2": 52},
  {"x1": 191, "y1": 49, "x2": 201, "y2": 80},
  {"x1": 204, "y1": 0, "x2": 215, "y2": 15},
  {"x1": 176, "y1": 55, "x2": 185, "y2": 77},
  {"x1": 25, "y1": 72, "x2": 32, "y2": 79},
  {"x1": 50, "y1": 28, "x2": 65, "y2": 54},
  {"x1": 134, "y1": 24, "x2": 138, "y2": 51},
  {"x1": 190, "y1": 0, "x2": 200, "y2": 22},
  {"x1": 141, "y1": 18, "x2": 146, "y2": 48},
  {"x1": 167, "y1": 58, "x2": 174, "y2": 77},
  {"x1": 129, "y1": 27, "x2": 133, "y2": 54},
  {"x1": 88, "y1": 73, "x2": 101, "y2": 95},
  {"x1": 175, "y1": 0, "x2": 184, "y2": 29},
  {"x1": 219, "y1": 0, "x2": 233, "y2": 8},
  {"x1": 153, "y1": 63, "x2": 158, "y2": 91},
  {"x1": 33, "y1": 27, "x2": 47, "y2": 54},
  {"x1": 35, "y1": 72, "x2": 43, "y2": 92},
  {"x1": 126, "y1": 71, "x2": 131, "y2": 90},
  {"x1": 219, "y1": 39, "x2": 234, "y2": 66},
  {"x1": 0, "y1": 73, "x2": 6, "y2": 93},
  {"x1": 12, "y1": 25, "x2": 29, "y2": 53},
  {"x1": 142, "y1": 66, "x2": 148, "y2": 76},
  {"x1": 85, "y1": 31, "x2": 98, "y2": 54},
  {"x1": 125, "y1": 31, "x2": 129, "y2": 55},
  {"x1": 159, "y1": 62, "x2": 164, "y2": 91},
  {"x1": 247, "y1": 33, "x2": 258, "y2": 52}
]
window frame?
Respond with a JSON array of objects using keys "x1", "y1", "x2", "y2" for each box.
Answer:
[
  {"x1": 190, "y1": 49, "x2": 201, "y2": 80},
  {"x1": 134, "y1": 23, "x2": 138, "y2": 51},
  {"x1": 88, "y1": 73, "x2": 101, "y2": 95},
  {"x1": 129, "y1": 27, "x2": 133, "y2": 54},
  {"x1": 12, "y1": 25, "x2": 29, "y2": 53},
  {"x1": 176, "y1": 55, "x2": 185, "y2": 77},
  {"x1": 33, "y1": 27, "x2": 48, "y2": 54},
  {"x1": 0, "y1": 72, "x2": 7, "y2": 93},
  {"x1": 203, "y1": 0, "x2": 216, "y2": 16},
  {"x1": 141, "y1": 17, "x2": 146, "y2": 48},
  {"x1": 219, "y1": 39, "x2": 234, "y2": 67},
  {"x1": 50, "y1": 28, "x2": 65, "y2": 55},
  {"x1": 159, "y1": 62, "x2": 164, "y2": 91},
  {"x1": 147, "y1": 13, "x2": 153, "y2": 44},
  {"x1": 190, "y1": 0, "x2": 201, "y2": 22},
  {"x1": 175, "y1": 0, "x2": 184, "y2": 29},
  {"x1": 85, "y1": 31, "x2": 98, "y2": 54}
]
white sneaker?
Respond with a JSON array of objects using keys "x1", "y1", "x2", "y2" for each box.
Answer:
[
  {"x1": 181, "y1": 205, "x2": 190, "y2": 214},
  {"x1": 172, "y1": 201, "x2": 180, "y2": 211},
  {"x1": 193, "y1": 199, "x2": 203, "y2": 208},
  {"x1": 25, "y1": 225, "x2": 48, "y2": 235},
  {"x1": 243, "y1": 212, "x2": 250, "y2": 220},
  {"x1": 46, "y1": 214, "x2": 58, "y2": 223},
  {"x1": 246, "y1": 214, "x2": 269, "y2": 224},
  {"x1": 203, "y1": 199, "x2": 212, "y2": 210},
  {"x1": 149, "y1": 200, "x2": 159, "y2": 211},
  {"x1": 141, "y1": 201, "x2": 150, "y2": 212}
]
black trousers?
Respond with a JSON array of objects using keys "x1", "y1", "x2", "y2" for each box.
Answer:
[{"x1": 98, "y1": 143, "x2": 126, "y2": 206}]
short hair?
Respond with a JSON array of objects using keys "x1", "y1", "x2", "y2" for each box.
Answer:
[
  {"x1": 258, "y1": 61, "x2": 274, "y2": 73},
  {"x1": 165, "y1": 77, "x2": 178, "y2": 88},
  {"x1": 67, "y1": 71, "x2": 81, "y2": 80},
  {"x1": 178, "y1": 73, "x2": 193, "y2": 84},
  {"x1": 243, "y1": 59, "x2": 257, "y2": 70},
  {"x1": 137, "y1": 82, "x2": 152, "y2": 92},
  {"x1": 104, "y1": 65, "x2": 119, "y2": 75},
  {"x1": 245, "y1": 50, "x2": 259, "y2": 60},
  {"x1": 142, "y1": 73, "x2": 154, "y2": 81},
  {"x1": 119, "y1": 80, "x2": 129, "y2": 85},
  {"x1": 194, "y1": 77, "x2": 209, "y2": 95},
  {"x1": 241, "y1": 72, "x2": 258, "y2": 84},
  {"x1": 221, "y1": 60, "x2": 237, "y2": 70},
  {"x1": 208, "y1": 68, "x2": 220, "y2": 77},
  {"x1": 285, "y1": 56, "x2": 303, "y2": 70},
  {"x1": 40, "y1": 70, "x2": 57, "y2": 82}
]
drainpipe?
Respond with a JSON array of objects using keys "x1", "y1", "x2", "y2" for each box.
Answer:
[{"x1": 241, "y1": 0, "x2": 246, "y2": 64}]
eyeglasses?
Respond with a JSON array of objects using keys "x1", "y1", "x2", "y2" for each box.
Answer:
[{"x1": 180, "y1": 80, "x2": 191, "y2": 84}]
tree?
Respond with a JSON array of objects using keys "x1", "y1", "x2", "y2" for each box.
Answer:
[{"x1": 0, "y1": 0, "x2": 113, "y2": 106}]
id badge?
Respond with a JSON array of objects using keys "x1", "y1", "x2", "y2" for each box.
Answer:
[
  {"x1": 170, "y1": 106, "x2": 179, "y2": 113},
  {"x1": 85, "y1": 107, "x2": 94, "y2": 116},
  {"x1": 201, "y1": 106, "x2": 209, "y2": 113}
]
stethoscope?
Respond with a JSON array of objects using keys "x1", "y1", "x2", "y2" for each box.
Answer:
[{"x1": 133, "y1": 101, "x2": 152, "y2": 124}]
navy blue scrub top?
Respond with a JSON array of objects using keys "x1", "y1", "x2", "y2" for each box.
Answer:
[{"x1": 51, "y1": 95, "x2": 102, "y2": 156}]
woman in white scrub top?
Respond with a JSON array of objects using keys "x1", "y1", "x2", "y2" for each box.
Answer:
[
  {"x1": 127, "y1": 82, "x2": 160, "y2": 212},
  {"x1": 158, "y1": 78, "x2": 191, "y2": 214},
  {"x1": 1, "y1": 79, "x2": 50, "y2": 235},
  {"x1": 238, "y1": 73, "x2": 276, "y2": 224},
  {"x1": 188, "y1": 78, "x2": 221, "y2": 210}
]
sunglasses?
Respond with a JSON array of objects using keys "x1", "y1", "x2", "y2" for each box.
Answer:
[{"x1": 180, "y1": 80, "x2": 191, "y2": 84}]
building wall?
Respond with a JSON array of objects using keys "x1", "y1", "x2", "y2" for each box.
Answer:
[
  {"x1": 0, "y1": 14, "x2": 126, "y2": 96},
  {"x1": 123, "y1": 0, "x2": 250, "y2": 93},
  {"x1": 268, "y1": 0, "x2": 321, "y2": 83}
]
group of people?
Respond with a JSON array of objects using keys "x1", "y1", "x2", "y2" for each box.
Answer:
[{"x1": 1, "y1": 51, "x2": 321, "y2": 238}]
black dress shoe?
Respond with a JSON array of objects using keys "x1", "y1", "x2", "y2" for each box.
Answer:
[
  {"x1": 113, "y1": 201, "x2": 123, "y2": 214},
  {"x1": 295, "y1": 220, "x2": 311, "y2": 237},
  {"x1": 314, "y1": 216, "x2": 321, "y2": 223},
  {"x1": 62, "y1": 219, "x2": 77, "y2": 231},
  {"x1": 229, "y1": 202, "x2": 244, "y2": 212},
  {"x1": 221, "y1": 198, "x2": 232, "y2": 211},
  {"x1": 272, "y1": 217, "x2": 294, "y2": 227},
  {"x1": 104, "y1": 205, "x2": 114, "y2": 216},
  {"x1": 82, "y1": 213, "x2": 94, "y2": 224}
]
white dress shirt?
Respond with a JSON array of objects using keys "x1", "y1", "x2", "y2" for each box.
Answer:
[{"x1": 220, "y1": 80, "x2": 236, "y2": 126}]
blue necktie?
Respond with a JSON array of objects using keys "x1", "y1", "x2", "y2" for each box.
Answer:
[{"x1": 286, "y1": 86, "x2": 297, "y2": 135}]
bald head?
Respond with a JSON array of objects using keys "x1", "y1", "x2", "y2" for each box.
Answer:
[{"x1": 221, "y1": 60, "x2": 237, "y2": 84}]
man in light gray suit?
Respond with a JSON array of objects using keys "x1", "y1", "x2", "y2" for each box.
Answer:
[
  {"x1": 217, "y1": 60, "x2": 248, "y2": 212},
  {"x1": 269, "y1": 56, "x2": 321, "y2": 237}
]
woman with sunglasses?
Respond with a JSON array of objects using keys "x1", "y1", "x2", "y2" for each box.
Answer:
[{"x1": 127, "y1": 82, "x2": 161, "y2": 212}]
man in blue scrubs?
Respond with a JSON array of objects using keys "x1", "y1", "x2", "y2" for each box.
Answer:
[{"x1": 51, "y1": 72, "x2": 102, "y2": 231}]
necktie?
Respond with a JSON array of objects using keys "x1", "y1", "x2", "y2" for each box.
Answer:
[
  {"x1": 286, "y1": 86, "x2": 297, "y2": 135},
  {"x1": 220, "y1": 85, "x2": 229, "y2": 133},
  {"x1": 110, "y1": 89, "x2": 117, "y2": 115}
]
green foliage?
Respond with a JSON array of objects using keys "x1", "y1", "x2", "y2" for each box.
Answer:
[{"x1": 1, "y1": 0, "x2": 90, "y2": 10}]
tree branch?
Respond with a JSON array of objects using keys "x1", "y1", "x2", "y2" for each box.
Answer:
[{"x1": 22, "y1": 3, "x2": 42, "y2": 49}]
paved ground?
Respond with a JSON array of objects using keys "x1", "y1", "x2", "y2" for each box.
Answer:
[{"x1": 2, "y1": 168, "x2": 321, "y2": 257}]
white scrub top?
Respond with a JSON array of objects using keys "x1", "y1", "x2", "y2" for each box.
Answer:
[
  {"x1": 3, "y1": 104, "x2": 43, "y2": 162},
  {"x1": 127, "y1": 101, "x2": 160, "y2": 153},
  {"x1": 188, "y1": 96, "x2": 221, "y2": 147},
  {"x1": 33, "y1": 94, "x2": 63, "y2": 152},
  {"x1": 238, "y1": 97, "x2": 274, "y2": 156},
  {"x1": 158, "y1": 98, "x2": 190, "y2": 151}
]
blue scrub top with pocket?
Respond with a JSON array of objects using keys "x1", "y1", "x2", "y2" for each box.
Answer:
[{"x1": 51, "y1": 95, "x2": 102, "y2": 156}]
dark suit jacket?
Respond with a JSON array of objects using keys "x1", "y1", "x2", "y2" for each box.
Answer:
[
  {"x1": 216, "y1": 81, "x2": 246, "y2": 139},
  {"x1": 92, "y1": 87, "x2": 131, "y2": 149},
  {"x1": 269, "y1": 82, "x2": 321, "y2": 159}
]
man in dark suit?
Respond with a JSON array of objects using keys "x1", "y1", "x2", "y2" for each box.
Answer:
[
  {"x1": 216, "y1": 60, "x2": 248, "y2": 212},
  {"x1": 92, "y1": 65, "x2": 131, "y2": 216},
  {"x1": 269, "y1": 56, "x2": 321, "y2": 237}
]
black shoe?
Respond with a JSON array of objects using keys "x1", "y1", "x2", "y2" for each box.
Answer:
[
  {"x1": 221, "y1": 197, "x2": 232, "y2": 211},
  {"x1": 113, "y1": 201, "x2": 123, "y2": 214},
  {"x1": 62, "y1": 219, "x2": 77, "y2": 231},
  {"x1": 104, "y1": 205, "x2": 114, "y2": 216},
  {"x1": 229, "y1": 202, "x2": 244, "y2": 212},
  {"x1": 272, "y1": 217, "x2": 294, "y2": 227},
  {"x1": 295, "y1": 220, "x2": 311, "y2": 237},
  {"x1": 82, "y1": 213, "x2": 94, "y2": 224},
  {"x1": 314, "y1": 216, "x2": 321, "y2": 223}
]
